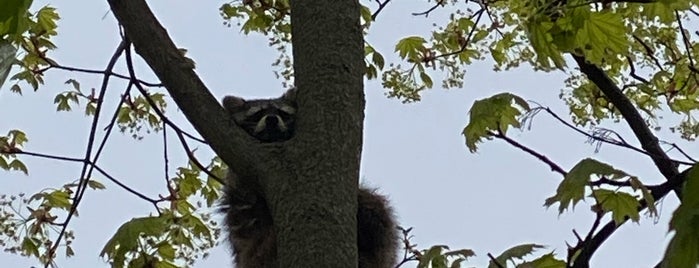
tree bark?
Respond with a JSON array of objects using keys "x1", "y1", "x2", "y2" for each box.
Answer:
[
  {"x1": 107, "y1": 0, "x2": 365, "y2": 267},
  {"x1": 281, "y1": 0, "x2": 365, "y2": 267}
]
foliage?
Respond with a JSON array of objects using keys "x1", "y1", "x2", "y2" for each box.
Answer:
[
  {"x1": 1, "y1": 0, "x2": 699, "y2": 267},
  {"x1": 100, "y1": 210, "x2": 216, "y2": 268},
  {"x1": 661, "y1": 165, "x2": 699, "y2": 268},
  {"x1": 462, "y1": 93, "x2": 530, "y2": 152},
  {"x1": 1, "y1": 0, "x2": 58, "y2": 93},
  {"x1": 415, "y1": 245, "x2": 474, "y2": 268},
  {"x1": 0, "y1": 129, "x2": 28, "y2": 174},
  {"x1": 0, "y1": 178, "x2": 105, "y2": 263}
]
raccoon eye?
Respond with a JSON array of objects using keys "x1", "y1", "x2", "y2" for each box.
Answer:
[
  {"x1": 246, "y1": 106, "x2": 263, "y2": 116},
  {"x1": 278, "y1": 105, "x2": 296, "y2": 115}
]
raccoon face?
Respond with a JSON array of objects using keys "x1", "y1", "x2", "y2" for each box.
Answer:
[{"x1": 223, "y1": 89, "x2": 297, "y2": 143}]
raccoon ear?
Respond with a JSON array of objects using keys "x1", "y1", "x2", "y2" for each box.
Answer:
[
  {"x1": 281, "y1": 86, "x2": 298, "y2": 102},
  {"x1": 222, "y1": 96, "x2": 247, "y2": 112}
]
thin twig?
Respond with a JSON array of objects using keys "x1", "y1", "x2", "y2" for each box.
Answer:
[
  {"x1": 15, "y1": 150, "x2": 162, "y2": 204},
  {"x1": 412, "y1": 0, "x2": 445, "y2": 17},
  {"x1": 371, "y1": 0, "x2": 391, "y2": 21},
  {"x1": 123, "y1": 41, "x2": 222, "y2": 185},
  {"x1": 46, "y1": 40, "x2": 127, "y2": 266},
  {"x1": 487, "y1": 253, "x2": 505, "y2": 268},
  {"x1": 489, "y1": 129, "x2": 568, "y2": 176}
]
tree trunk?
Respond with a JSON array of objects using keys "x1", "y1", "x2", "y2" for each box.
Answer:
[
  {"x1": 107, "y1": 0, "x2": 365, "y2": 267},
  {"x1": 275, "y1": 0, "x2": 365, "y2": 267}
]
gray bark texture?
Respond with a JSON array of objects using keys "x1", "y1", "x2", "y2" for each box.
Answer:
[{"x1": 107, "y1": 0, "x2": 365, "y2": 267}]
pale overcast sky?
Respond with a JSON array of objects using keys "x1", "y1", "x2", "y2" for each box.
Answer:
[{"x1": 1, "y1": 1, "x2": 693, "y2": 268}]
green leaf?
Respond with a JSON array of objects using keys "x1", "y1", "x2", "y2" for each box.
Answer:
[
  {"x1": 0, "y1": 40, "x2": 17, "y2": 88},
  {"x1": 462, "y1": 93, "x2": 530, "y2": 152},
  {"x1": 526, "y1": 19, "x2": 566, "y2": 70},
  {"x1": 592, "y1": 189, "x2": 640, "y2": 225},
  {"x1": 395, "y1": 36, "x2": 426, "y2": 61},
  {"x1": 661, "y1": 165, "x2": 699, "y2": 268},
  {"x1": 419, "y1": 72, "x2": 433, "y2": 88},
  {"x1": 9, "y1": 129, "x2": 28, "y2": 145},
  {"x1": 642, "y1": 0, "x2": 689, "y2": 24},
  {"x1": 629, "y1": 176, "x2": 657, "y2": 217},
  {"x1": 35, "y1": 6, "x2": 59, "y2": 35},
  {"x1": 518, "y1": 252, "x2": 566, "y2": 268},
  {"x1": 154, "y1": 261, "x2": 179, "y2": 268},
  {"x1": 490, "y1": 244, "x2": 545, "y2": 268},
  {"x1": 544, "y1": 158, "x2": 629, "y2": 214},
  {"x1": 156, "y1": 243, "x2": 176, "y2": 261},
  {"x1": 66, "y1": 245, "x2": 74, "y2": 257},
  {"x1": 87, "y1": 179, "x2": 106, "y2": 190},
  {"x1": 576, "y1": 12, "x2": 628, "y2": 63},
  {"x1": 21, "y1": 237, "x2": 40, "y2": 257},
  {"x1": 0, "y1": 157, "x2": 8, "y2": 170},
  {"x1": 372, "y1": 49, "x2": 385, "y2": 70},
  {"x1": 100, "y1": 215, "x2": 172, "y2": 268},
  {"x1": 419, "y1": 245, "x2": 448, "y2": 268},
  {"x1": 45, "y1": 190, "x2": 71, "y2": 209},
  {"x1": 360, "y1": 4, "x2": 372, "y2": 28},
  {"x1": 0, "y1": 0, "x2": 32, "y2": 36},
  {"x1": 8, "y1": 159, "x2": 27, "y2": 174}
]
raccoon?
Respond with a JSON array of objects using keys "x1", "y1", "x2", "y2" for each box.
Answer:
[
  {"x1": 222, "y1": 88, "x2": 297, "y2": 143},
  {"x1": 220, "y1": 88, "x2": 399, "y2": 268}
]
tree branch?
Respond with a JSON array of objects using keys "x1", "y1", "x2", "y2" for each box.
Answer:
[
  {"x1": 569, "y1": 167, "x2": 691, "y2": 268},
  {"x1": 106, "y1": 0, "x2": 266, "y2": 183},
  {"x1": 489, "y1": 129, "x2": 568, "y2": 176},
  {"x1": 45, "y1": 40, "x2": 127, "y2": 265},
  {"x1": 572, "y1": 55, "x2": 681, "y2": 197},
  {"x1": 371, "y1": 0, "x2": 391, "y2": 21},
  {"x1": 122, "y1": 44, "x2": 222, "y2": 184}
]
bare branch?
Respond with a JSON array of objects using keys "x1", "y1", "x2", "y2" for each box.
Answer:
[
  {"x1": 14, "y1": 150, "x2": 162, "y2": 205},
  {"x1": 371, "y1": 0, "x2": 391, "y2": 21},
  {"x1": 122, "y1": 45, "x2": 222, "y2": 184},
  {"x1": 46, "y1": 40, "x2": 128, "y2": 265},
  {"x1": 107, "y1": 0, "x2": 263, "y2": 185},
  {"x1": 489, "y1": 129, "x2": 568, "y2": 176},
  {"x1": 625, "y1": 56, "x2": 650, "y2": 84},
  {"x1": 675, "y1": 10, "x2": 699, "y2": 77},
  {"x1": 661, "y1": 141, "x2": 697, "y2": 162},
  {"x1": 538, "y1": 107, "x2": 693, "y2": 166},
  {"x1": 412, "y1": 0, "x2": 446, "y2": 17},
  {"x1": 632, "y1": 35, "x2": 664, "y2": 71},
  {"x1": 30, "y1": 38, "x2": 161, "y2": 88}
]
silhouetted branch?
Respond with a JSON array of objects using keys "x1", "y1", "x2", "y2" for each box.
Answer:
[
  {"x1": 569, "y1": 167, "x2": 691, "y2": 268},
  {"x1": 676, "y1": 10, "x2": 699, "y2": 77},
  {"x1": 14, "y1": 150, "x2": 162, "y2": 205},
  {"x1": 30, "y1": 38, "x2": 161, "y2": 88},
  {"x1": 371, "y1": 0, "x2": 391, "y2": 21},
  {"x1": 572, "y1": 55, "x2": 682, "y2": 197},
  {"x1": 45, "y1": 40, "x2": 128, "y2": 265},
  {"x1": 412, "y1": 0, "x2": 446, "y2": 17},
  {"x1": 535, "y1": 106, "x2": 694, "y2": 166},
  {"x1": 487, "y1": 253, "x2": 505, "y2": 268},
  {"x1": 632, "y1": 35, "x2": 664, "y2": 71},
  {"x1": 123, "y1": 42, "x2": 222, "y2": 185},
  {"x1": 489, "y1": 129, "x2": 568, "y2": 176}
]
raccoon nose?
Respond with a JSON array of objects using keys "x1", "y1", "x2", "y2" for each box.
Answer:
[{"x1": 265, "y1": 116, "x2": 278, "y2": 125}]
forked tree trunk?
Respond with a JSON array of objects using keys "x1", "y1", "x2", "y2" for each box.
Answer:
[{"x1": 107, "y1": 0, "x2": 364, "y2": 267}]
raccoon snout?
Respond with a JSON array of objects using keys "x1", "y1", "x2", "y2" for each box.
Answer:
[
  {"x1": 265, "y1": 115, "x2": 279, "y2": 125},
  {"x1": 254, "y1": 115, "x2": 287, "y2": 134}
]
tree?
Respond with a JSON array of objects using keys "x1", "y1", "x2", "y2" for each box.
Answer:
[{"x1": 1, "y1": 0, "x2": 699, "y2": 268}]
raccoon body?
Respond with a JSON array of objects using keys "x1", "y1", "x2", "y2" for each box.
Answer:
[{"x1": 220, "y1": 88, "x2": 398, "y2": 268}]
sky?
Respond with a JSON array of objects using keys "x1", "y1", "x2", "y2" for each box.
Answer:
[{"x1": 0, "y1": 1, "x2": 695, "y2": 268}]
